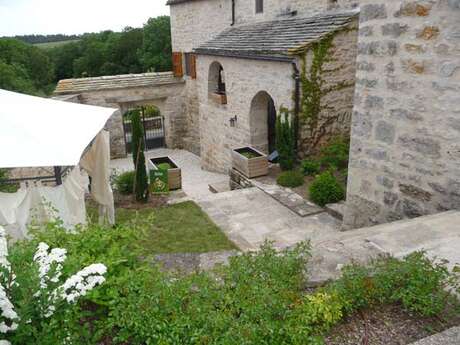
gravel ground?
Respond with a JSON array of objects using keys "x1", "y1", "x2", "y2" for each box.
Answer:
[{"x1": 325, "y1": 304, "x2": 460, "y2": 345}]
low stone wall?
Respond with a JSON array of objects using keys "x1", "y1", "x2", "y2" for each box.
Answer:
[{"x1": 343, "y1": 0, "x2": 460, "y2": 229}]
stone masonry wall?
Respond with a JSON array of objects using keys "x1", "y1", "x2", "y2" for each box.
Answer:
[
  {"x1": 65, "y1": 82, "x2": 186, "y2": 159},
  {"x1": 343, "y1": 0, "x2": 460, "y2": 229},
  {"x1": 196, "y1": 55, "x2": 294, "y2": 173},
  {"x1": 297, "y1": 19, "x2": 359, "y2": 157}
]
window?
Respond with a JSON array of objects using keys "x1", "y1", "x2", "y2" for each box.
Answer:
[
  {"x1": 256, "y1": 0, "x2": 264, "y2": 13},
  {"x1": 184, "y1": 53, "x2": 197, "y2": 79},
  {"x1": 208, "y1": 61, "x2": 227, "y2": 104},
  {"x1": 172, "y1": 52, "x2": 183, "y2": 77}
]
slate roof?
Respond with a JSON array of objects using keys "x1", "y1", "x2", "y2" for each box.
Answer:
[
  {"x1": 194, "y1": 10, "x2": 359, "y2": 60},
  {"x1": 54, "y1": 72, "x2": 184, "y2": 95}
]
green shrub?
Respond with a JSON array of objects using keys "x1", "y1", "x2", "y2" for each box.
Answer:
[
  {"x1": 0, "y1": 168, "x2": 18, "y2": 193},
  {"x1": 276, "y1": 107, "x2": 296, "y2": 171},
  {"x1": 300, "y1": 159, "x2": 320, "y2": 176},
  {"x1": 157, "y1": 162, "x2": 172, "y2": 171},
  {"x1": 320, "y1": 137, "x2": 350, "y2": 170},
  {"x1": 114, "y1": 170, "x2": 135, "y2": 195},
  {"x1": 277, "y1": 171, "x2": 304, "y2": 188},
  {"x1": 327, "y1": 252, "x2": 458, "y2": 318},
  {"x1": 309, "y1": 171, "x2": 345, "y2": 206}
]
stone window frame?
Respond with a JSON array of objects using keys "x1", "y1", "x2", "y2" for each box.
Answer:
[{"x1": 208, "y1": 61, "x2": 227, "y2": 105}]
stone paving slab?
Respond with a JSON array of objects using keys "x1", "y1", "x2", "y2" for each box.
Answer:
[
  {"x1": 251, "y1": 180, "x2": 324, "y2": 217},
  {"x1": 408, "y1": 326, "x2": 460, "y2": 345},
  {"x1": 197, "y1": 187, "x2": 341, "y2": 252}
]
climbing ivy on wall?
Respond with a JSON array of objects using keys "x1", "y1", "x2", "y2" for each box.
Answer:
[{"x1": 297, "y1": 34, "x2": 339, "y2": 155}]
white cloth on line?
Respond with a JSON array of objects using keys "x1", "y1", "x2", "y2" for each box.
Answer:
[
  {"x1": 0, "y1": 167, "x2": 87, "y2": 240},
  {"x1": 80, "y1": 130, "x2": 115, "y2": 225}
]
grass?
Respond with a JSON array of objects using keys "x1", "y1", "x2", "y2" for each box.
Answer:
[
  {"x1": 34, "y1": 39, "x2": 80, "y2": 49},
  {"x1": 89, "y1": 201, "x2": 237, "y2": 254}
]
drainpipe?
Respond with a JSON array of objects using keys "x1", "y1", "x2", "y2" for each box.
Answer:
[
  {"x1": 292, "y1": 61, "x2": 300, "y2": 153},
  {"x1": 231, "y1": 0, "x2": 236, "y2": 25}
]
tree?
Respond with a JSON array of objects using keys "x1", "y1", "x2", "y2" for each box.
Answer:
[
  {"x1": 130, "y1": 111, "x2": 149, "y2": 202},
  {"x1": 141, "y1": 16, "x2": 172, "y2": 72},
  {"x1": 276, "y1": 108, "x2": 296, "y2": 171}
]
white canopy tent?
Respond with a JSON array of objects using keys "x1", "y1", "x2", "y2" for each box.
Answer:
[{"x1": 0, "y1": 89, "x2": 118, "y2": 238}]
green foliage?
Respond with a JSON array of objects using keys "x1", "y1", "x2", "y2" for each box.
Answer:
[
  {"x1": 327, "y1": 252, "x2": 458, "y2": 317},
  {"x1": 0, "y1": 168, "x2": 18, "y2": 193},
  {"x1": 157, "y1": 163, "x2": 172, "y2": 171},
  {"x1": 114, "y1": 170, "x2": 135, "y2": 195},
  {"x1": 276, "y1": 107, "x2": 296, "y2": 171},
  {"x1": 301, "y1": 159, "x2": 321, "y2": 176},
  {"x1": 309, "y1": 171, "x2": 345, "y2": 206},
  {"x1": 131, "y1": 111, "x2": 149, "y2": 202},
  {"x1": 0, "y1": 38, "x2": 55, "y2": 95},
  {"x1": 142, "y1": 16, "x2": 172, "y2": 72},
  {"x1": 320, "y1": 137, "x2": 350, "y2": 170},
  {"x1": 277, "y1": 171, "x2": 305, "y2": 188}
]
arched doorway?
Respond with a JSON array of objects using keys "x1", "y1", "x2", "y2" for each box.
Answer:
[
  {"x1": 122, "y1": 105, "x2": 165, "y2": 153},
  {"x1": 249, "y1": 91, "x2": 277, "y2": 154}
]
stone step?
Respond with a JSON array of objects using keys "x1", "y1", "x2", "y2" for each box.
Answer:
[
  {"x1": 325, "y1": 202, "x2": 346, "y2": 220},
  {"x1": 251, "y1": 179, "x2": 324, "y2": 217},
  {"x1": 408, "y1": 326, "x2": 460, "y2": 345}
]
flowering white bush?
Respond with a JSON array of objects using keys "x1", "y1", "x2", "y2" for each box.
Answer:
[{"x1": 0, "y1": 226, "x2": 107, "y2": 343}]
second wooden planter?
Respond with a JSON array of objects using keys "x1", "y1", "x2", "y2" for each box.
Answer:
[{"x1": 231, "y1": 147, "x2": 268, "y2": 179}]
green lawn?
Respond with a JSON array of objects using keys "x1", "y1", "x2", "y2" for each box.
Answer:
[{"x1": 90, "y1": 201, "x2": 237, "y2": 254}]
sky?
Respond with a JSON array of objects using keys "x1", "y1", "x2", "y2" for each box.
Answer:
[{"x1": 0, "y1": 0, "x2": 170, "y2": 36}]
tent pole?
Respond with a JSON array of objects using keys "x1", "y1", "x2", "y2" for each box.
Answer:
[{"x1": 54, "y1": 166, "x2": 62, "y2": 185}]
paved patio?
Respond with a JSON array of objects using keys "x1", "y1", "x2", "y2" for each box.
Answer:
[{"x1": 111, "y1": 148, "x2": 229, "y2": 200}]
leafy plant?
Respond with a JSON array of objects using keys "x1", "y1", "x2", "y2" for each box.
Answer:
[
  {"x1": 320, "y1": 137, "x2": 350, "y2": 171},
  {"x1": 277, "y1": 171, "x2": 304, "y2": 188},
  {"x1": 300, "y1": 159, "x2": 320, "y2": 176},
  {"x1": 114, "y1": 170, "x2": 135, "y2": 195},
  {"x1": 157, "y1": 163, "x2": 172, "y2": 171},
  {"x1": 131, "y1": 111, "x2": 149, "y2": 203},
  {"x1": 276, "y1": 107, "x2": 296, "y2": 171},
  {"x1": 309, "y1": 171, "x2": 345, "y2": 206},
  {"x1": 0, "y1": 169, "x2": 18, "y2": 193}
]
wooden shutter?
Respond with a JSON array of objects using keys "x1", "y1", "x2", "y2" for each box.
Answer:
[
  {"x1": 190, "y1": 54, "x2": 197, "y2": 79},
  {"x1": 172, "y1": 52, "x2": 183, "y2": 77}
]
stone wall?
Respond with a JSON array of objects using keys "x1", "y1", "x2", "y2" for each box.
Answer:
[
  {"x1": 196, "y1": 55, "x2": 294, "y2": 173},
  {"x1": 170, "y1": 0, "x2": 232, "y2": 52},
  {"x1": 63, "y1": 82, "x2": 186, "y2": 158},
  {"x1": 297, "y1": 19, "x2": 359, "y2": 157},
  {"x1": 343, "y1": 0, "x2": 460, "y2": 229}
]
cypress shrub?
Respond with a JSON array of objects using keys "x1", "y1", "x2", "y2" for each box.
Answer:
[
  {"x1": 131, "y1": 111, "x2": 149, "y2": 202},
  {"x1": 276, "y1": 108, "x2": 296, "y2": 171}
]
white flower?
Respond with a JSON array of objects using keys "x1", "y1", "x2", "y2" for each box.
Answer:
[
  {"x1": 34, "y1": 242, "x2": 67, "y2": 290},
  {"x1": 0, "y1": 340, "x2": 11, "y2": 345}
]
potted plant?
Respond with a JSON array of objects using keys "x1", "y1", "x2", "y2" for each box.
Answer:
[
  {"x1": 231, "y1": 147, "x2": 268, "y2": 179},
  {"x1": 149, "y1": 157, "x2": 182, "y2": 190}
]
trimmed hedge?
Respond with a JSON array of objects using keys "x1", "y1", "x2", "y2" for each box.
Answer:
[
  {"x1": 309, "y1": 171, "x2": 345, "y2": 206},
  {"x1": 277, "y1": 171, "x2": 304, "y2": 188}
]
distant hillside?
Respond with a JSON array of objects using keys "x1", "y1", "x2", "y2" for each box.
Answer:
[
  {"x1": 34, "y1": 40, "x2": 81, "y2": 49},
  {"x1": 4, "y1": 34, "x2": 81, "y2": 45}
]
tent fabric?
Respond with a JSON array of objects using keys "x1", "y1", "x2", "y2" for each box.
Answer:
[
  {"x1": 0, "y1": 89, "x2": 116, "y2": 168},
  {"x1": 80, "y1": 131, "x2": 115, "y2": 225},
  {"x1": 0, "y1": 167, "x2": 87, "y2": 240}
]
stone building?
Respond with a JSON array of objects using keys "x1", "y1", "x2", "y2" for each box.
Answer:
[
  {"x1": 55, "y1": 0, "x2": 360, "y2": 174},
  {"x1": 343, "y1": 0, "x2": 460, "y2": 229},
  {"x1": 169, "y1": 0, "x2": 360, "y2": 172}
]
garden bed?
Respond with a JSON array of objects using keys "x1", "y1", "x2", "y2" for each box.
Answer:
[
  {"x1": 325, "y1": 303, "x2": 460, "y2": 345},
  {"x1": 232, "y1": 146, "x2": 268, "y2": 179}
]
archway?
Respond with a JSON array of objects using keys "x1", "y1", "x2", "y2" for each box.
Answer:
[
  {"x1": 122, "y1": 105, "x2": 165, "y2": 153},
  {"x1": 249, "y1": 91, "x2": 276, "y2": 154}
]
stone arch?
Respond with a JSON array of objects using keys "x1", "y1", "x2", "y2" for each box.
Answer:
[
  {"x1": 249, "y1": 91, "x2": 277, "y2": 154},
  {"x1": 208, "y1": 61, "x2": 226, "y2": 95}
]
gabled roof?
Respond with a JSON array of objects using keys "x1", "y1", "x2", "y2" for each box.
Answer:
[
  {"x1": 194, "y1": 10, "x2": 359, "y2": 60},
  {"x1": 54, "y1": 72, "x2": 184, "y2": 95}
]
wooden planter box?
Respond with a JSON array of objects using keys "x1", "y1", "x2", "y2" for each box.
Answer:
[
  {"x1": 210, "y1": 92, "x2": 227, "y2": 105},
  {"x1": 231, "y1": 147, "x2": 268, "y2": 179},
  {"x1": 149, "y1": 157, "x2": 182, "y2": 190}
]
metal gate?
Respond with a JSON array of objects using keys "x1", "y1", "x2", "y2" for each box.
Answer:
[{"x1": 123, "y1": 107, "x2": 166, "y2": 154}]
